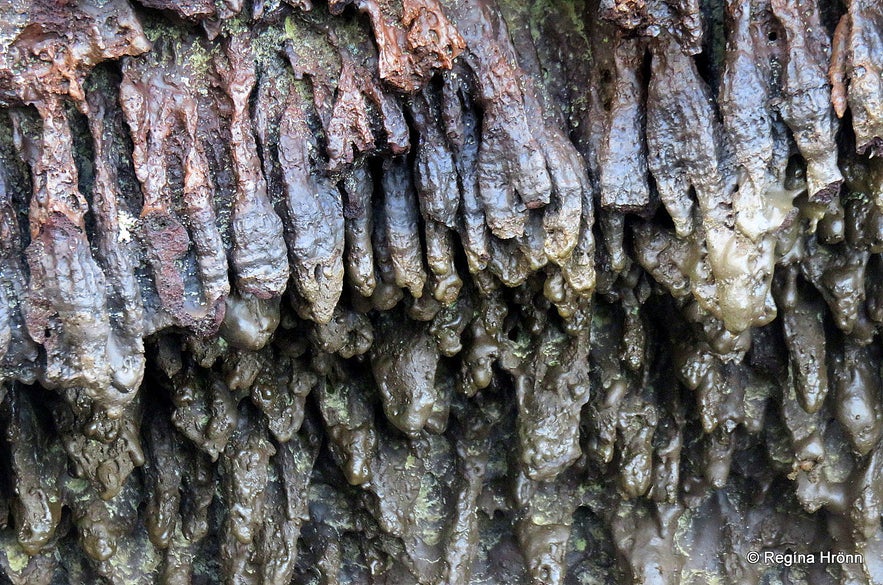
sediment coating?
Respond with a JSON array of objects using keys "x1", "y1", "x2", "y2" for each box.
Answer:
[{"x1": 1, "y1": 0, "x2": 883, "y2": 583}]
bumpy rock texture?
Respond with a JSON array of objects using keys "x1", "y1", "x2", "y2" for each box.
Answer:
[{"x1": 1, "y1": 0, "x2": 883, "y2": 583}]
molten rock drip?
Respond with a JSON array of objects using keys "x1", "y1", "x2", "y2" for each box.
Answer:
[{"x1": 0, "y1": 0, "x2": 882, "y2": 583}]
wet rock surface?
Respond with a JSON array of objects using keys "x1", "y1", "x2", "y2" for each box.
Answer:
[{"x1": 0, "y1": 0, "x2": 882, "y2": 583}]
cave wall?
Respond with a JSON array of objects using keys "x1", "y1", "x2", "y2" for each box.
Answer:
[{"x1": 1, "y1": 0, "x2": 883, "y2": 583}]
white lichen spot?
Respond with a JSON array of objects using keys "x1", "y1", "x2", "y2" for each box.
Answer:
[{"x1": 117, "y1": 209, "x2": 137, "y2": 243}]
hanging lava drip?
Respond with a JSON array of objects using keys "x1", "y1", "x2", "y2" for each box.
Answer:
[{"x1": 1, "y1": 0, "x2": 883, "y2": 583}]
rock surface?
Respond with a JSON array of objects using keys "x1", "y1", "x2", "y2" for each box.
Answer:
[{"x1": 0, "y1": 0, "x2": 882, "y2": 583}]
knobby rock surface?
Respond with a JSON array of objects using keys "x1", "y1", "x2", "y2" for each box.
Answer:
[{"x1": 0, "y1": 0, "x2": 883, "y2": 583}]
